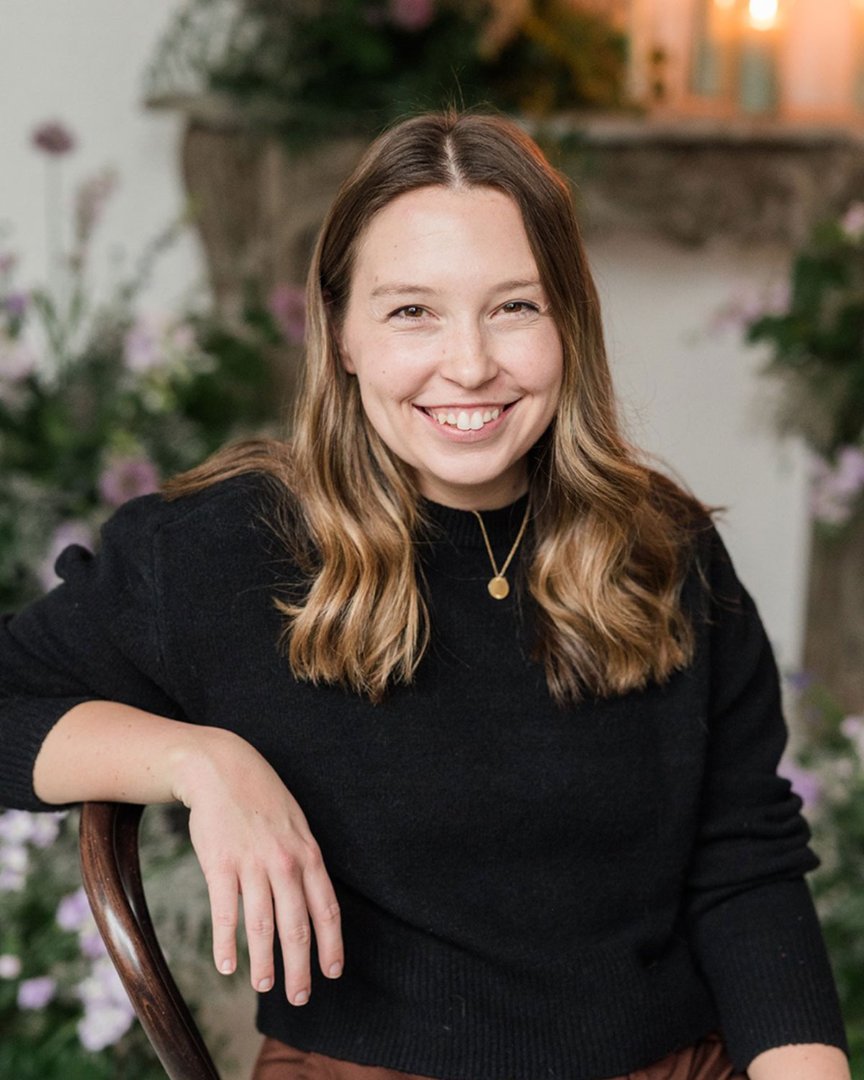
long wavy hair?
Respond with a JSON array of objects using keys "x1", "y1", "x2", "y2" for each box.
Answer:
[{"x1": 165, "y1": 110, "x2": 708, "y2": 704}]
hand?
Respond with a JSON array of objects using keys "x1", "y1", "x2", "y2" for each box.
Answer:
[{"x1": 171, "y1": 727, "x2": 343, "y2": 1005}]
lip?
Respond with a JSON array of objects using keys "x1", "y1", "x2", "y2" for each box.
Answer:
[{"x1": 412, "y1": 400, "x2": 517, "y2": 440}]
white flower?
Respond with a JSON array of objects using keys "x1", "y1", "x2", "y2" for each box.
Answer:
[
  {"x1": 840, "y1": 202, "x2": 864, "y2": 241},
  {"x1": 77, "y1": 1003, "x2": 135, "y2": 1051},
  {"x1": 0, "y1": 954, "x2": 22, "y2": 979}
]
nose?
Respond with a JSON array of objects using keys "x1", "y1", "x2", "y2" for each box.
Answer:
[{"x1": 438, "y1": 320, "x2": 499, "y2": 389}]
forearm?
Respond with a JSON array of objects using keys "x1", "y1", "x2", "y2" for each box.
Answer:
[
  {"x1": 747, "y1": 1043, "x2": 850, "y2": 1079},
  {"x1": 32, "y1": 699, "x2": 221, "y2": 805}
]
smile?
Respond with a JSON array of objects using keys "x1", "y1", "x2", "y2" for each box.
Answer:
[{"x1": 422, "y1": 406, "x2": 506, "y2": 430}]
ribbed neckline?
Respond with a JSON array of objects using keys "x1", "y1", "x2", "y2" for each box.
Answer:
[{"x1": 418, "y1": 493, "x2": 531, "y2": 549}]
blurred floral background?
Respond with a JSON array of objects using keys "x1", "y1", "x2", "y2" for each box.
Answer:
[{"x1": 2, "y1": 0, "x2": 864, "y2": 1076}]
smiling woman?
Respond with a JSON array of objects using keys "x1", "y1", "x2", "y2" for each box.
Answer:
[
  {"x1": 338, "y1": 185, "x2": 563, "y2": 510},
  {"x1": 0, "y1": 111, "x2": 851, "y2": 1080}
]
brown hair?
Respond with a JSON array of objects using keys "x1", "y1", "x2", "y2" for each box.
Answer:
[{"x1": 166, "y1": 110, "x2": 707, "y2": 704}]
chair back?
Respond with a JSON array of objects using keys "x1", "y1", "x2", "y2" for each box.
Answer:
[{"x1": 79, "y1": 801, "x2": 221, "y2": 1080}]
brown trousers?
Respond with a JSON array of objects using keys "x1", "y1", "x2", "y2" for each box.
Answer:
[{"x1": 250, "y1": 1032, "x2": 746, "y2": 1080}]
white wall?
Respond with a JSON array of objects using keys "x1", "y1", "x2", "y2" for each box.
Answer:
[
  {"x1": 589, "y1": 231, "x2": 810, "y2": 670},
  {"x1": 0, "y1": 1, "x2": 810, "y2": 670},
  {"x1": 0, "y1": 0, "x2": 200, "y2": 309}
]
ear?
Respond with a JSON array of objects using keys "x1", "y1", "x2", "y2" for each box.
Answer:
[{"x1": 336, "y1": 328, "x2": 356, "y2": 374}]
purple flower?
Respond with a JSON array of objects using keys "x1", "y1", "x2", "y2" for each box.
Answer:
[
  {"x1": 0, "y1": 810, "x2": 37, "y2": 845},
  {"x1": 4, "y1": 291, "x2": 29, "y2": 319},
  {"x1": 388, "y1": 0, "x2": 435, "y2": 30},
  {"x1": 28, "y1": 812, "x2": 64, "y2": 848},
  {"x1": 76, "y1": 957, "x2": 134, "y2": 1050},
  {"x1": 17, "y1": 976, "x2": 57, "y2": 1010},
  {"x1": 785, "y1": 669, "x2": 815, "y2": 693},
  {"x1": 841, "y1": 202, "x2": 864, "y2": 242},
  {"x1": 98, "y1": 455, "x2": 160, "y2": 508},
  {"x1": 123, "y1": 315, "x2": 163, "y2": 373},
  {"x1": 57, "y1": 888, "x2": 93, "y2": 933},
  {"x1": 810, "y1": 447, "x2": 864, "y2": 525},
  {"x1": 31, "y1": 120, "x2": 76, "y2": 156},
  {"x1": 0, "y1": 252, "x2": 18, "y2": 276},
  {"x1": 0, "y1": 954, "x2": 22, "y2": 979},
  {"x1": 268, "y1": 283, "x2": 307, "y2": 346},
  {"x1": 778, "y1": 759, "x2": 823, "y2": 811},
  {"x1": 79, "y1": 927, "x2": 108, "y2": 960},
  {"x1": 37, "y1": 520, "x2": 95, "y2": 592}
]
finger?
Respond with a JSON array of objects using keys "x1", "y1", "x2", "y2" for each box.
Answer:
[
  {"x1": 302, "y1": 848, "x2": 343, "y2": 979},
  {"x1": 205, "y1": 868, "x2": 240, "y2": 977},
  {"x1": 240, "y1": 870, "x2": 277, "y2": 994},
  {"x1": 271, "y1": 854, "x2": 314, "y2": 1005}
]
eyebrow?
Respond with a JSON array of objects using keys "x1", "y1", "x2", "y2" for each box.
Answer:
[{"x1": 369, "y1": 278, "x2": 544, "y2": 298}]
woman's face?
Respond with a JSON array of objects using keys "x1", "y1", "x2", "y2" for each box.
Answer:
[{"x1": 337, "y1": 185, "x2": 563, "y2": 510}]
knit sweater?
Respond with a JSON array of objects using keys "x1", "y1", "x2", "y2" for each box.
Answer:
[{"x1": 0, "y1": 475, "x2": 847, "y2": 1079}]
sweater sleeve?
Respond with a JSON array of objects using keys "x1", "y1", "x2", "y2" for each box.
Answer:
[
  {"x1": 685, "y1": 526, "x2": 847, "y2": 1068},
  {"x1": 0, "y1": 494, "x2": 186, "y2": 812}
]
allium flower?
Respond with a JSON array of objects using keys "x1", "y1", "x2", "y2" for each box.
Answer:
[
  {"x1": 98, "y1": 455, "x2": 160, "y2": 508},
  {"x1": 388, "y1": 0, "x2": 435, "y2": 30},
  {"x1": 778, "y1": 759, "x2": 823, "y2": 811},
  {"x1": 17, "y1": 976, "x2": 58, "y2": 1010},
  {"x1": 840, "y1": 201, "x2": 864, "y2": 242},
  {"x1": 268, "y1": 283, "x2": 307, "y2": 345},
  {"x1": 31, "y1": 120, "x2": 76, "y2": 156},
  {"x1": 37, "y1": 519, "x2": 95, "y2": 592},
  {"x1": 0, "y1": 954, "x2": 22, "y2": 979}
]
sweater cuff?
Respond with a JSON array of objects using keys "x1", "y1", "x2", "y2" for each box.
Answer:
[
  {"x1": 691, "y1": 878, "x2": 848, "y2": 1070},
  {"x1": 0, "y1": 696, "x2": 92, "y2": 810}
]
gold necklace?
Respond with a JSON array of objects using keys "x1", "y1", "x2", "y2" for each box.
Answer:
[{"x1": 470, "y1": 500, "x2": 531, "y2": 600}]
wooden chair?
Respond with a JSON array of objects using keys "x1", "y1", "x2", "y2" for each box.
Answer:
[{"x1": 79, "y1": 801, "x2": 221, "y2": 1080}]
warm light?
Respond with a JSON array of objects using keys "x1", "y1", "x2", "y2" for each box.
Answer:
[
  {"x1": 748, "y1": 0, "x2": 779, "y2": 30},
  {"x1": 713, "y1": 0, "x2": 736, "y2": 8}
]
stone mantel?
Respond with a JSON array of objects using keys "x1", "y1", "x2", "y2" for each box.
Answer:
[{"x1": 541, "y1": 114, "x2": 864, "y2": 247}]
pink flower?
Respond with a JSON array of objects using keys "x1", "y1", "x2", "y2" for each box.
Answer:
[
  {"x1": 0, "y1": 252, "x2": 18, "y2": 276},
  {"x1": 17, "y1": 976, "x2": 57, "y2": 1010},
  {"x1": 98, "y1": 455, "x2": 160, "y2": 508},
  {"x1": 31, "y1": 120, "x2": 76, "y2": 156},
  {"x1": 123, "y1": 314, "x2": 163, "y2": 373},
  {"x1": 268, "y1": 283, "x2": 307, "y2": 346},
  {"x1": 388, "y1": 0, "x2": 435, "y2": 30},
  {"x1": 840, "y1": 202, "x2": 864, "y2": 242},
  {"x1": 3, "y1": 291, "x2": 28, "y2": 319}
]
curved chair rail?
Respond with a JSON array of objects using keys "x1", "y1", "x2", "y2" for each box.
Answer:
[{"x1": 79, "y1": 802, "x2": 221, "y2": 1080}]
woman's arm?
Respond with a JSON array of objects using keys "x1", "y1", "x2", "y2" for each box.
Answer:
[
  {"x1": 747, "y1": 1043, "x2": 850, "y2": 1079},
  {"x1": 34, "y1": 700, "x2": 344, "y2": 1006}
]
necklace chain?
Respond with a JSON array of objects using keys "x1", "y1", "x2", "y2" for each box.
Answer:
[{"x1": 470, "y1": 501, "x2": 531, "y2": 600}]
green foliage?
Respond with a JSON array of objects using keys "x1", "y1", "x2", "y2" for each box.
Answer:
[
  {"x1": 145, "y1": 0, "x2": 633, "y2": 145},
  {"x1": 789, "y1": 684, "x2": 864, "y2": 1070}
]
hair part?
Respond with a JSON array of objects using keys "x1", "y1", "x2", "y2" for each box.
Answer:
[{"x1": 166, "y1": 110, "x2": 710, "y2": 704}]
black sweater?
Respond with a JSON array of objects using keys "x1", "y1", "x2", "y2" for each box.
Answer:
[{"x1": 0, "y1": 476, "x2": 847, "y2": 1079}]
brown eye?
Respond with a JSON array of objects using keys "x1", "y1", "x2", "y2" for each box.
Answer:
[{"x1": 393, "y1": 305, "x2": 427, "y2": 319}]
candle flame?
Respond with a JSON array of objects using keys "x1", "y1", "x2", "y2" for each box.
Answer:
[{"x1": 748, "y1": 0, "x2": 779, "y2": 29}]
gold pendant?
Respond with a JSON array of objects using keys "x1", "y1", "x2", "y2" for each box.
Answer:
[{"x1": 487, "y1": 575, "x2": 510, "y2": 600}]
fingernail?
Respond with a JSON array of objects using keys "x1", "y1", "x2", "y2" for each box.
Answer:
[
  {"x1": 220, "y1": 959, "x2": 233, "y2": 975},
  {"x1": 294, "y1": 990, "x2": 309, "y2": 1005},
  {"x1": 328, "y1": 962, "x2": 342, "y2": 978},
  {"x1": 257, "y1": 977, "x2": 273, "y2": 992}
]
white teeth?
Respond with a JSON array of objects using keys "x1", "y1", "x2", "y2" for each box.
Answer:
[{"x1": 427, "y1": 406, "x2": 502, "y2": 429}]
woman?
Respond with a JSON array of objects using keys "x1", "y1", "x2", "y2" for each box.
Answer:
[{"x1": 0, "y1": 111, "x2": 849, "y2": 1080}]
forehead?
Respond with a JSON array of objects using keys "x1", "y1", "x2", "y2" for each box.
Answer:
[{"x1": 350, "y1": 185, "x2": 538, "y2": 286}]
